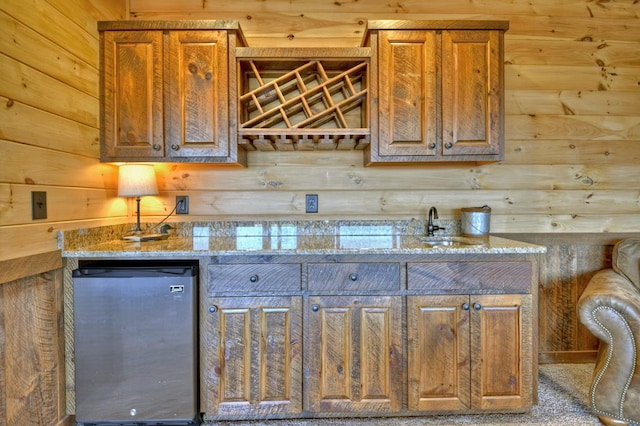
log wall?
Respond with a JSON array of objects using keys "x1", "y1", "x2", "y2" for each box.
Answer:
[
  {"x1": 126, "y1": 0, "x2": 640, "y2": 235},
  {"x1": 0, "y1": 0, "x2": 127, "y2": 262}
]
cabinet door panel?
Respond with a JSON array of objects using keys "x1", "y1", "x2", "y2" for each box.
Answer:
[
  {"x1": 408, "y1": 295, "x2": 470, "y2": 411},
  {"x1": 166, "y1": 31, "x2": 229, "y2": 157},
  {"x1": 442, "y1": 30, "x2": 502, "y2": 156},
  {"x1": 204, "y1": 296, "x2": 302, "y2": 419},
  {"x1": 306, "y1": 295, "x2": 402, "y2": 414},
  {"x1": 470, "y1": 294, "x2": 533, "y2": 410},
  {"x1": 378, "y1": 31, "x2": 438, "y2": 157},
  {"x1": 102, "y1": 31, "x2": 164, "y2": 159}
]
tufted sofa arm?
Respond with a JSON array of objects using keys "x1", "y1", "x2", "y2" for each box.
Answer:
[{"x1": 578, "y1": 268, "x2": 640, "y2": 425}]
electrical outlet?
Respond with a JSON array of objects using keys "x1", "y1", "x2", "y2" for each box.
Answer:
[
  {"x1": 305, "y1": 194, "x2": 318, "y2": 213},
  {"x1": 32, "y1": 191, "x2": 47, "y2": 220},
  {"x1": 176, "y1": 196, "x2": 189, "y2": 214}
]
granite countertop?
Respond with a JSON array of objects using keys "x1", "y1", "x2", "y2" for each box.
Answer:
[{"x1": 61, "y1": 220, "x2": 546, "y2": 258}]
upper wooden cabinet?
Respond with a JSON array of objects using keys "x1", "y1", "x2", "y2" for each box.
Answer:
[
  {"x1": 98, "y1": 20, "x2": 507, "y2": 166},
  {"x1": 364, "y1": 21, "x2": 509, "y2": 165},
  {"x1": 99, "y1": 21, "x2": 247, "y2": 165}
]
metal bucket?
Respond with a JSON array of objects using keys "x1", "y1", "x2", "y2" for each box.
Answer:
[{"x1": 461, "y1": 206, "x2": 491, "y2": 237}]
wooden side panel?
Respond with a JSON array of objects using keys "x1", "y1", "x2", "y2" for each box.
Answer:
[
  {"x1": 442, "y1": 30, "x2": 502, "y2": 156},
  {"x1": 0, "y1": 265, "x2": 65, "y2": 425},
  {"x1": 538, "y1": 243, "x2": 607, "y2": 362},
  {"x1": 408, "y1": 295, "x2": 470, "y2": 411},
  {"x1": 204, "y1": 296, "x2": 302, "y2": 419},
  {"x1": 471, "y1": 294, "x2": 533, "y2": 410},
  {"x1": 102, "y1": 30, "x2": 164, "y2": 159},
  {"x1": 306, "y1": 295, "x2": 402, "y2": 414},
  {"x1": 377, "y1": 30, "x2": 437, "y2": 157},
  {"x1": 165, "y1": 30, "x2": 230, "y2": 158}
]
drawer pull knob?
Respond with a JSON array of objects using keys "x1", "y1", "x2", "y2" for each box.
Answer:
[
  {"x1": 462, "y1": 303, "x2": 470, "y2": 311},
  {"x1": 349, "y1": 273, "x2": 358, "y2": 281},
  {"x1": 209, "y1": 305, "x2": 218, "y2": 313},
  {"x1": 249, "y1": 274, "x2": 259, "y2": 283},
  {"x1": 312, "y1": 304, "x2": 320, "y2": 312},
  {"x1": 474, "y1": 303, "x2": 482, "y2": 311}
]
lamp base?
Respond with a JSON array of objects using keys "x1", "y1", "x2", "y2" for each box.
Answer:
[{"x1": 122, "y1": 233, "x2": 168, "y2": 242}]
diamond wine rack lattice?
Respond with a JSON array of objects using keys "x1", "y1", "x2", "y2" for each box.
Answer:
[{"x1": 237, "y1": 55, "x2": 370, "y2": 151}]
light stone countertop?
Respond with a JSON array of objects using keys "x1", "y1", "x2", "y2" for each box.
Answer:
[{"x1": 61, "y1": 221, "x2": 545, "y2": 257}]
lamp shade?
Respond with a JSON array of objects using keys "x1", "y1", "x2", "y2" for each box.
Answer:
[{"x1": 117, "y1": 164, "x2": 159, "y2": 197}]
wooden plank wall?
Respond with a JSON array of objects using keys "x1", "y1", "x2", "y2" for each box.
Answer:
[
  {"x1": 0, "y1": 0, "x2": 127, "y2": 262},
  {"x1": 129, "y1": 0, "x2": 640, "y2": 234},
  {"x1": 0, "y1": 1, "x2": 126, "y2": 424}
]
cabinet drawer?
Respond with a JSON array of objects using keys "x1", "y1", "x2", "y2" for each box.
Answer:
[
  {"x1": 407, "y1": 262, "x2": 531, "y2": 292},
  {"x1": 308, "y1": 263, "x2": 400, "y2": 291},
  {"x1": 208, "y1": 264, "x2": 301, "y2": 293}
]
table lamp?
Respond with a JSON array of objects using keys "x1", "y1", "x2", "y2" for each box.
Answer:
[{"x1": 118, "y1": 164, "x2": 163, "y2": 241}]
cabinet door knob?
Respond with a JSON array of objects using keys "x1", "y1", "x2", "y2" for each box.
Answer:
[
  {"x1": 152, "y1": 143, "x2": 161, "y2": 151},
  {"x1": 349, "y1": 273, "x2": 358, "y2": 281},
  {"x1": 445, "y1": 142, "x2": 453, "y2": 149},
  {"x1": 249, "y1": 274, "x2": 259, "y2": 283},
  {"x1": 209, "y1": 305, "x2": 218, "y2": 313},
  {"x1": 462, "y1": 303, "x2": 470, "y2": 311},
  {"x1": 311, "y1": 304, "x2": 320, "y2": 312},
  {"x1": 429, "y1": 142, "x2": 436, "y2": 149},
  {"x1": 171, "y1": 144, "x2": 180, "y2": 151},
  {"x1": 474, "y1": 303, "x2": 482, "y2": 311}
]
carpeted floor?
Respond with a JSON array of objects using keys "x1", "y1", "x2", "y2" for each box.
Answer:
[{"x1": 208, "y1": 363, "x2": 606, "y2": 425}]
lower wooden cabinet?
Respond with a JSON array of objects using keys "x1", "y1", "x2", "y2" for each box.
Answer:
[
  {"x1": 305, "y1": 295, "x2": 403, "y2": 414},
  {"x1": 203, "y1": 296, "x2": 303, "y2": 419},
  {"x1": 408, "y1": 294, "x2": 533, "y2": 412},
  {"x1": 202, "y1": 255, "x2": 536, "y2": 420}
]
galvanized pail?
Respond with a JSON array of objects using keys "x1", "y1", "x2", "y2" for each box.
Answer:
[{"x1": 461, "y1": 206, "x2": 491, "y2": 237}]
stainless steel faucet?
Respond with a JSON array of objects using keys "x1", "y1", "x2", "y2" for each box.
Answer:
[{"x1": 427, "y1": 206, "x2": 444, "y2": 236}]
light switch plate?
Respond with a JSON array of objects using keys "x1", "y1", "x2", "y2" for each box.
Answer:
[{"x1": 32, "y1": 191, "x2": 47, "y2": 220}]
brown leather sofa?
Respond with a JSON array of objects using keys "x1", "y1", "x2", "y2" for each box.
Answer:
[{"x1": 578, "y1": 238, "x2": 640, "y2": 426}]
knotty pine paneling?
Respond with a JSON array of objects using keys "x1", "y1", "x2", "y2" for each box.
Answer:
[
  {"x1": 123, "y1": 0, "x2": 639, "y2": 234},
  {"x1": 0, "y1": 0, "x2": 126, "y2": 262},
  {"x1": 0, "y1": 12, "x2": 98, "y2": 95}
]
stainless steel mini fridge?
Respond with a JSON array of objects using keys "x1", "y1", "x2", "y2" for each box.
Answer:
[{"x1": 73, "y1": 260, "x2": 199, "y2": 426}]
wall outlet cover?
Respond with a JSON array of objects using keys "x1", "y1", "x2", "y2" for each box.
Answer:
[
  {"x1": 306, "y1": 194, "x2": 318, "y2": 213},
  {"x1": 176, "y1": 195, "x2": 189, "y2": 214}
]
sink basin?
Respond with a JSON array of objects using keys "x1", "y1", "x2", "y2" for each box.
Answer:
[{"x1": 421, "y1": 236, "x2": 487, "y2": 248}]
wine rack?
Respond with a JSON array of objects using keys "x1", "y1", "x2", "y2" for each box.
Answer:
[{"x1": 237, "y1": 54, "x2": 370, "y2": 151}]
